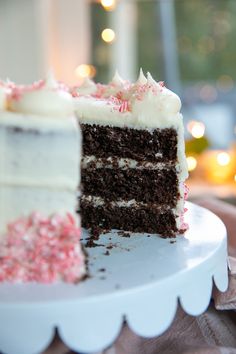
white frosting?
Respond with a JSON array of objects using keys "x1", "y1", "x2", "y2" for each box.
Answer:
[
  {"x1": 0, "y1": 86, "x2": 8, "y2": 111},
  {"x1": 110, "y1": 71, "x2": 125, "y2": 86},
  {"x1": 135, "y1": 68, "x2": 147, "y2": 86},
  {"x1": 76, "y1": 78, "x2": 97, "y2": 96},
  {"x1": 0, "y1": 73, "x2": 81, "y2": 235},
  {"x1": 102, "y1": 71, "x2": 126, "y2": 97},
  {"x1": 9, "y1": 73, "x2": 74, "y2": 118},
  {"x1": 0, "y1": 186, "x2": 78, "y2": 234}
]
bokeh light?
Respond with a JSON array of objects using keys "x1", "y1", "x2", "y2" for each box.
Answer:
[
  {"x1": 199, "y1": 84, "x2": 217, "y2": 102},
  {"x1": 187, "y1": 121, "x2": 205, "y2": 139},
  {"x1": 101, "y1": 0, "x2": 116, "y2": 11},
  {"x1": 216, "y1": 152, "x2": 231, "y2": 166},
  {"x1": 75, "y1": 64, "x2": 96, "y2": 79},
  {"x1": 216, "y1": 75, "x2": 234, "y2": 92},
  {"x1": 101, "y1": 28, "x2": 116, "y2": 43},
  {"x1": 187, "y1": 156, "x2": 197, "y2": 172}
]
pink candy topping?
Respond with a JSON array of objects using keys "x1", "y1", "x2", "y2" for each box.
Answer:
[
  {"x1": 0, "y1": 213, "x2": 85, "y2": 283},
  {"x1": 72, "y1": 79, "x2": 165, "y2": 114},
  {"x1": 179, "y1": 183, "x2": 189, "y2": 233}
]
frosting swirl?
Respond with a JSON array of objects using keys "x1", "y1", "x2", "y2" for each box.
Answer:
[{"x1": 9, "y1": 72, "x2": 74, "y2": 117}]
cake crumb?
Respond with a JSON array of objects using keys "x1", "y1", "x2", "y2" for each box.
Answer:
[
  {"x1": 98, "y1": 268, "x2": 106, "y2": 272},
  {"x1": 118, "y1": 231, "x2": 131, "y2": 238},
  {"x1": 85, "y1": 239, "x2": 104, "y2": 248}
]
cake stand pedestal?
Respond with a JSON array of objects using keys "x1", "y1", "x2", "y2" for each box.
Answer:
[{"x1": 0, "y1": 202, "x2": 228, "y2": 354}]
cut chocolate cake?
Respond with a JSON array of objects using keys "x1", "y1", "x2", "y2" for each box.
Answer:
[{"x1": 74, "y1": 70, "x2": 188, "y2": 237}]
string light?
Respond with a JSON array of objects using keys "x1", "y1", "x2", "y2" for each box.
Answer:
[
  {"x1": 101, "y1": 0, "x2": 116, "y2": 11},
  {"x1": 75, "y1": 64, "x2": 96, "y2": 79},
  {"x1": 187, "y1": 156, "x2": 197, "y2": 172},
  {"x1": 187, "y1": 121, "x2": 205, "y2": 139},
  {"x1": 216, "y1": 152, "x2": 231, "y2": 166},
  {"x1": 101, "y1": 28, "x2": 115, "y2": 43}
]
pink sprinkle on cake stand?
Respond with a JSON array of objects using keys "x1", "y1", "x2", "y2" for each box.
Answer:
[{"x1": 0, "y1": 202, "x2": 228, "y2": 354}]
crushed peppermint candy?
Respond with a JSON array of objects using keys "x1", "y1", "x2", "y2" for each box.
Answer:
[{"x1": 0, "y1": 213, "x2": 85, "y2": 283}]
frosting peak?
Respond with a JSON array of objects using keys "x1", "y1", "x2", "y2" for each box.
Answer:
[
  {"x1": 76, "y1": 78, "x2": 97, "y2": 96},
  {"x1": 136, "y1": 68, "x2": 147, "y2": 85},
  {"x1": 44, "y1": 70, "x2": 58, "y2": 89},
  {"x1": 110, "y1": 71, "x2": 125, "y2": 86},
  {"x1": 147, "y1": 72, "x2": 157, "y2": 86}
]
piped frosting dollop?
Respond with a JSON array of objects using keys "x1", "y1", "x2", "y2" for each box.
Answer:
[{"x1": 9, "y1": 72, "x2": 74, "y2": 117}]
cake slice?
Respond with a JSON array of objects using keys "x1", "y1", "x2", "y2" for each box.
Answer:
[
  {"x1": 0, "y1": 75, "x2": 86, "y2": 283},
  {"x1": 74, "y1": 70, "x2": 188, "y2": 237}
]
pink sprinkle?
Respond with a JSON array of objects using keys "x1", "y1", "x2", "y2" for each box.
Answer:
[
  {"x1": 184, "y1": 183, "x2": 189, "y2": 201},
  {"x1": 119, "y1": 100, "x2": 129, "y2": 113},
  {"x1": 0, "y1": 213, "x2": 85, "y2": 284}
]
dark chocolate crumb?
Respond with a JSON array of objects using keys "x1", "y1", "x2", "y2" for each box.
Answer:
[
  {"x1": 85, "y1": 239, "x2": 104, "y2": 248},
  {"x1": 104, "y1": 250, "x2": 110, "y2": 256},
  {"x1": 118, "y1": 231, "x2": 131, "y2": 238},
  {"x1": 170, "y1": 240, "x2": 176, "y2": 244},
  {"x1": 106, "y1": 245, "x2": 113, "y2": 250},
  {"x1": 98, "y1": 268, "x2": 106, "y2": 272}
]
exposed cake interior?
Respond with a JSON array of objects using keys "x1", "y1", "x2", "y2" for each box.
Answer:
[{"x1": 74, "y1": 70, "x2": 189, "y2": 237}]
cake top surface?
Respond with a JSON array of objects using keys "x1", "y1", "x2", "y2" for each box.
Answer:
[
  {"x1": 73, "y1": 70, "x2": 183, "y2": 129},
  {"x1": 0, "y1": 72, "x2": 74, "y2": 117}
]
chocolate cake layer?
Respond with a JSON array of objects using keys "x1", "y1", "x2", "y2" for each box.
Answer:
[
  {"x1": 81, "y1": 167, "x2": 179, "y2": 206},
  {"x1": 80, "y1": 200, "x2": 178, "y2": 237},
  {"x1": 81, "y1": 124, "x2": 177, "y2": 162}
]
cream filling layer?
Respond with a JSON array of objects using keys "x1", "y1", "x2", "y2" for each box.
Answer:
[
  {"x1": 81, "y1": 195, "x2": 184, "y2": 218},
  {"x1": 81, "y1": 155, "x2": 174, "y2": 170},
  {"x1": 81, "y1": 195, "x2": 169, "y2": 209},
  {"x1": 82, "y1": 155, "x2": 186, "y2": 181}
]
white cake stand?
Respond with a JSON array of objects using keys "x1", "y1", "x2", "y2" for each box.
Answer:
[{"x1": 0, "y1": 202, "x2": 228, "y2": 354}]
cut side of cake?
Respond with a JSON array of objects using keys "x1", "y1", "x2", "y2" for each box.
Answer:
[
  {"x1": 0, "y1": 76, "x2": 86, "y2": 283},
  {"x1": 74, "y1": 71, "x2": 189, "y2": 237}
]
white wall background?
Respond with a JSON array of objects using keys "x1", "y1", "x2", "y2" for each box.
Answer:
[{"x1": 0, "y1": 0, "x2": 91, "y2": 85}]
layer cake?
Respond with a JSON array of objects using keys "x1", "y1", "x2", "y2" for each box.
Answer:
[
  {"x1": 0, "y1": 75, "x2": 85, "y2": 283},
  {"x1": 74, "y1": 71, "x2": 188, "y2": 237}
]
